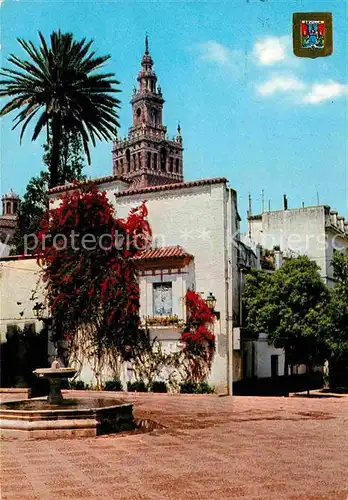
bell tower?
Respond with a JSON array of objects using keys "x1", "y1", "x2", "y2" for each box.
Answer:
[{"x1": 112, "y1": 36, "x2": 184, "y2": 188}]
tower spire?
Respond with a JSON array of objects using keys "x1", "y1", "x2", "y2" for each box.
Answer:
[{"x1": 112, "y1": 37, "x2": 184, "y2": 188}]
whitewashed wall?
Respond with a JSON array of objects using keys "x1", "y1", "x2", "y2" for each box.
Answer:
[
  {"x1": 0, "y1": 257, "x2": 45, "y2": 343},
  {"x1": 113, "y1": 182, "x2": 235, "y2": 392},
  {"x1": 247, "y1": 206, "x2": 348, "y2": 284}
]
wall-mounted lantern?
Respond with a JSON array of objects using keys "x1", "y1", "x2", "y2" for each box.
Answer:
[{"x1": 206, "y1": 292, "x2": 220, "y2": 320}]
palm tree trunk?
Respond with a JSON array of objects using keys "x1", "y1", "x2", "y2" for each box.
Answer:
[{"x1": 49, "y1": 118, "x2": 62, "y2": 189}]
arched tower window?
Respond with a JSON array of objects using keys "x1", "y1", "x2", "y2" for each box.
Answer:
[
  {"x1": 160, "y1": 147, "x2": 167, "y2": 172},
  {"x1": 169, "y1": 157, "x2": 174, "y2": 172},
  {"x1": 152, "y1": 108, "x2": 158, "y2": 127},
  {"x1": 125, "y1": 149, "x2": 131, "y2": 173},
  {"x1": 136, "y1": 107, "x2": 142, "y2": 126},
  {"x1": 175, "y1": 158, "x2": 179, "y2": 173},
  {"x1": 6, "y1": 202, "x2": 11, "y2": 215},
  {"x1": 147, "y1": 152, "x2": 151, "y2": 169},
  {"x1": 153, "y1": 153, "x2": 158, "y2": 170}
]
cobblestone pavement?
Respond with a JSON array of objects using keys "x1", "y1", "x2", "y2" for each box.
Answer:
[{"x1": 1, "y1": 391, "x2": 347, "y2": 499}]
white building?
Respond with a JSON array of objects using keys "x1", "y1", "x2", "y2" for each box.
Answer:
[
  {"x1": 240, "y1": 202, "x2": 348, "y2": 382},
  {"x1": 0, "y1": 40, "x2": 258, "y2": 394},
  {"x1": 48, "y1": 175, "x2": 251, "y2": 393},
  {"x1": 244, "y1": 204, "x2": 348, "y2": 286}
]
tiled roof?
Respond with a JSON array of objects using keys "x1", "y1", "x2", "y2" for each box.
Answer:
[
  {"x1": 115, "y1": 177, "x2": 228, "y2": 198},
  {"x1": 48, "y1": 175, "x2": 129, "y2": 194},
  {"x1": 133, "y1": 245, "x2": 193, "y2": 261},
  {"x1": 0, "y1": 217, "x2": 17, "y2": 228}
]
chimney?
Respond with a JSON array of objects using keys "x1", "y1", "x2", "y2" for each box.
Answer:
[
  {"x1": 330, "y1": 210, "x2": 338, "y2": 226},
  {"x1": 283, "y1": 194, "x2": 288, "y2": 210},
  {"x1": 337, "y1": 216, "x2": 344, "y2": 232}
]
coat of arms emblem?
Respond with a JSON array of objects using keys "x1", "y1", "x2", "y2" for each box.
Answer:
[{"x1": 293, "y1": 13, "x2": 333, "y2": 58}]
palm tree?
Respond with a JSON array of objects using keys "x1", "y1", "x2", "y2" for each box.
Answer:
[{"x1": 0, "y1": 31, "x2": 120, "y2": 188}]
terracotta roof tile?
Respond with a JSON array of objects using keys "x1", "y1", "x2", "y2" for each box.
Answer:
[
  {"x1": 133, "y1": 245, "x2": 193, "y2": 261},
  {"x1": 0, "y1": 217, "x2": 17, "y2": 228},
  {"x1": 115, "y1": 177, "x2": 227, "y2": 198}
]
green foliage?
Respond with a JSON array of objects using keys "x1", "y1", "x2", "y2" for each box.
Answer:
[
  {"x1": 10, "y1": 133, "x2": 86, "y2": 255},
  {"x1": 0, "y1": 30, "x2": 120, "y2": 187},
  {"x1": 42, "y1": 131, "x2": 86, "y2": 186},
  {"x1": 243, "y1": 256, "x2": 330, "y2": 367},
  {"x1": 10, "y1": 171, "x2": 49, "y2": 255},
  {"x1": 127, "y1": 380, "x2": 147, "y2": 392},
  {"x1": 180, "y1": 381, "x2": 214, "y2": 394},
  {"x1": 69, "y1": 380, "x2": 88, "y2": 390},
  {"x1": 150, "y1": 381, "x2": 168, "y2": 393},
  {"x1": 319, "y1": 249, "x2": 348, "y2": 359},
  {"x1": 195, "y1": 381, "x2": 214, "y2": 394},
  {"x1": 104, "y1": 380, "x2": 123, "y2": 392}
]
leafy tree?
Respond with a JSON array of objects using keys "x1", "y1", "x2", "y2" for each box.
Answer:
[
  {"x1": 318, "y1": 249, "x2": 348, "y2": 388},
  {"x1": 243, "y1": 256, "x2": 330, "y2": 376},
  {"x1": 11, "y1": 170, "x2": 49, "y2": 255},
  {"x1": 43, "y1": 131, "x2": 86, "y2": 185},
  {"x1": 10, "y1": 132, "x2": 86, "y2": 255},
  {"x1": 0, "y1": 30, "x2": 120, "y2": 188}
]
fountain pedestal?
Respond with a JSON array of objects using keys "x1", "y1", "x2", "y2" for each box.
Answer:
[{"x1": 33, "y1": 362, "x2": 76, "y2": 404}]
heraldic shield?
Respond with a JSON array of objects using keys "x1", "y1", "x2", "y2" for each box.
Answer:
[{"x1": 293, "y1": 13, "x2": 333, "y2": 58}]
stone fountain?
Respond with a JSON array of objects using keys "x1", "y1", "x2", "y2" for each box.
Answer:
[
  {"x1": 0, "y1": 359, "x2": 134, "y2": 440},
  {"x1": 33, "y1": 358, "x2": 76, "y2": 404}
]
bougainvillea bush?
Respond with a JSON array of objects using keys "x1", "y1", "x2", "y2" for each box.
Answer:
[
  {"x1": 179, "y1": 290, "x2": 216, "y2": 383},
  {"x1": 36, "y1": 184, "x2": 152, "y2": 381}
]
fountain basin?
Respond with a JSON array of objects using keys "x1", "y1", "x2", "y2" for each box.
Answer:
[{"x1": 0, "y1": 397, "x2": 134, "y2": 440}]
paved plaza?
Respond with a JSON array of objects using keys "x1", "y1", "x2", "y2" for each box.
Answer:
[{"x1": 1, "y1": 391, "x2": 347, "y2": 499}]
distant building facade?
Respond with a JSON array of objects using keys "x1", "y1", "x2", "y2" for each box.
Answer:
[{"x1": 244, "y1": 204, "x2": 348, "y2": 286}]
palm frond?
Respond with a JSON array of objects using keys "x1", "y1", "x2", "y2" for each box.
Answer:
[{"x1": 1, "y1": 29, "x2": 121, "y2": 187}]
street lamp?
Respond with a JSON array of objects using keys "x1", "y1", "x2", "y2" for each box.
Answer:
[
  {"x1": 33, "y1": 302, "x2": 45, "y2": 319},
  {"x1": 206, "y1": 292, "x2": 220, "y2": 320},
  {"x1": 206, "y1": 292, "x2": 217, "y2": 310}
]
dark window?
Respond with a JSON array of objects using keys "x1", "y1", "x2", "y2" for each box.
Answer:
[
  {"x1": 125, "y1": 149, "x2": 131, "y2": 172},
  {"x1": 153, "y1": 153, "x2": 158, "y2": 170},
  {"x1": 175, "y1": 158, "x2": 179, "y2": 173},
  {"x1": 152, "y1": 108, "x2": 158, "y2": 126},
  {"x1": 271, "y1": 355, "x2": 279, "y2": 378},
  {"x1": 169, "y1": 157, "x2": 174, "y2": 172},
  {"x1": 160, "y1": 147, "x2": 166, "y2": 171},
  {"x1": 24, "y1": 323, "x2": 36, "y2": 335},
  {"x1": 6, "y1": 324, "x2": 19, "y2": 338},
  {"x1": 147, "y1": 152, "x2": 151, "y2": 169}
]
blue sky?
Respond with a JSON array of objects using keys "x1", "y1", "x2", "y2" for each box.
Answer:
[{"x1": 1, "y1": 0, "x2": 347, "y2": 224}]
